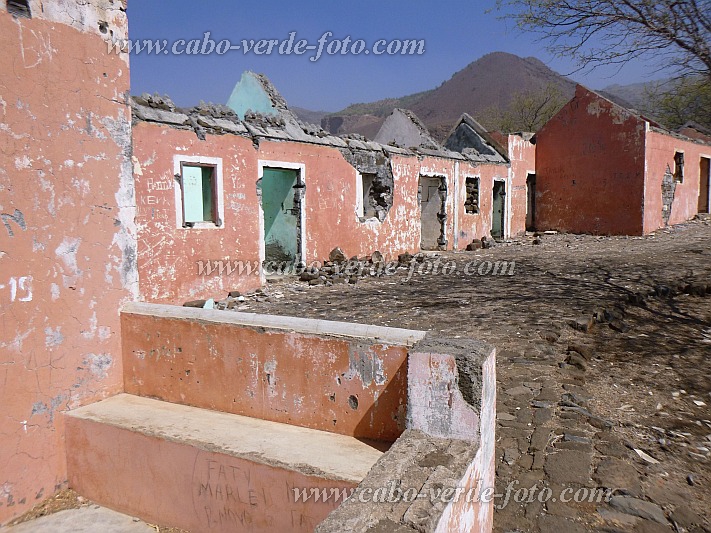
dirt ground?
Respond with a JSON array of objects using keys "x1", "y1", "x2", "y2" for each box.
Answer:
[{"x1": 235, "y1": 216, "x2": 711, "y2": 533}]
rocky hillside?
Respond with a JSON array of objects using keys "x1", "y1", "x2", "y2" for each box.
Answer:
[{"x1": 320, "y1": 52, "x2": 577, "y2": 140}]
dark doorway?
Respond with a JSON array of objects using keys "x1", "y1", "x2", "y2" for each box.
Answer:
[
  {"x1": 419, "y1": 176, "x2": 447, "y2": 250},
  {"x1": 526, "y1": 173, "x2": 536, "y2": 231},
  {"x1": 699, "y1": 157, "x2": 710, "y2": 214},
  {"x1": 492, "y1": 181, "x2": 506, "y2": 240}
]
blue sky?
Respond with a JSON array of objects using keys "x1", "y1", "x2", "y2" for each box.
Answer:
[{"x1": 127, "y1": 1, "x2": 664, "y2": 112}]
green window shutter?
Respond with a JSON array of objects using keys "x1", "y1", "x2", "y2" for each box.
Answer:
[
  {"x1": 202, "y1": 167, "x2": 214, "y2": 222},
  {"x1": 182, "y1": 166, "x2": 205, "y2": 223}
]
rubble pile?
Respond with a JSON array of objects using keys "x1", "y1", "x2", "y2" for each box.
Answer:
[{"x1": 297, "y1": 248, "x2": 430, "y2": 286}]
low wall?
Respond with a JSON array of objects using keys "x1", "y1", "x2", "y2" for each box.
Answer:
[
  {"x1": 317, "y1": 337, "x2": 496, "y2": 533},
  {"x1": 122, "y1": 303, "x2": 423, "y2": 441},
  {"x1": 116, "y1": 304, "x2": 496, "y2": 531}
]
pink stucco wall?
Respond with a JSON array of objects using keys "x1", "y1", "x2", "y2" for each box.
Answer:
[
  {"x1": 508, "y1": 134, "x2": 536, "y2": 236},
  {"x1": 133, "y1": 121, "x2": 519, "y2": 303},
  {"x1": 643, "y1": 130, "x2": 711, "y2": 233},
  {"x1": 67, "y1": 415, "x2": 353, "y2": 533},
  {"x1": 121, "y1": 307, "x2": 409, "y2": 441},
  {"x1": 536, "y1": 85, "x2": 710, "y2": 236},
  {"x1": 455, "y1": 163, "x2": 510, "y2": 246},
  {"x1": 535, "y1": 85, "x2": 647, "y2": 235},
  {"x1": 0, "y1": 3, "x2": 135, "y2": 525}
]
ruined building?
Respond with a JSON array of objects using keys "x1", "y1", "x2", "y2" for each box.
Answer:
[
  {"x1": 131, "y1": 72, "x2": 533, "y2": 303},
  {"x1": 1, "y1": 3, "x2": 497, "y2": 532},
  {"x1": 535, "y1": 85, "x2": 711, "y2": 235}
]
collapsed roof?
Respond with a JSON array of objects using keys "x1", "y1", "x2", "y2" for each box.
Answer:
[{"x1": 443, "y1": 113, "x2": 509, "y2": 164}]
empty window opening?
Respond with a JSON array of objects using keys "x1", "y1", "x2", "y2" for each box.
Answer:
[
  {"x1": 180, "y1": 164, "x2": 220, "y2": 227},
  {"x1": 360, "y1": 172, "x2": 393, "y2": 222},
  {"x1": 419, "y1": 176, "x2": 447, "y2": 250},
  {"x1": 699, "y1": 157, "x2": 710, "y2": 214},
  {"x1": 464, "y1": 177, "x2": 480, "y2": 214},
  {"x1": 674, "y1": 151, "x2": 685, "y2": 182},
  {"x1": 7, "y1": 0, "x2": 31, "y2": 18}
]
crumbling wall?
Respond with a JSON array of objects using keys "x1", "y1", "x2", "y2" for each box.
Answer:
[
  {"x1": 340, "y1": 148, "x2": 394, "y2": 222},
  {"x1": 535, "y1": 85, "x2": 647, "y2": 235},
  {"x1": 507, "y1": 133, "x2": 535, "y2": 236},
  {"x1": 0, "y1": 1, "x2": 135, "y2": 525},
  {"x1": 643, "y1": 130, "x2": 709, "y2": 234},
  {"x1": 661, "y1": 168, "x2": 677, "y2": 226},
  {"x1": 455, "y1": 162, "x2": 507, "y2": 247},
  {"x1": 255, "y1": 141, "x2": 426, "y2": 265},
  {"x1": 133, "y1": 99, "x2": 496, "y2": 303},
  {"x1": 316, "y1": 336, "x2": 497, "y2": 533}
]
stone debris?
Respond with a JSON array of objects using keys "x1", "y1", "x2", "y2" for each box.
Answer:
[
  {"x1": 182, "y1": 299, "x2": 207, "y2": 308},
  {"x1": 328, "y1": 247, "x2": 347, "y2": 263},
  {"x1": 608, "y1": 496, "x2": 668, "y2": 525},
  {"x1": 632, "y1": 448, "x2": 660, "y2": 465}
]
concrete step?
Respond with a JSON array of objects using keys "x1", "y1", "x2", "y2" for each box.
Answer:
[
  {"x1": 66, "y1": 394, "x2": 384, "y2": 533},
  {"x1": 4, "y1": 506, "x2": 157, "y2": 533}
]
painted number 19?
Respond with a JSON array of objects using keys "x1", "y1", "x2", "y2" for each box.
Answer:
[{"x1": 1, "y1": 276, "x2": 33, "y2": 303}]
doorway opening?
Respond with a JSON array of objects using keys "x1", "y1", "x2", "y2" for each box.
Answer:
[
  {"x1": 419, "y1": 175, "x2": 447, "y2": 250},
  {"x1": 492, "y1": 180, "x2": 506, "y2": 240},
  {"x1": 526, "y1": 173, "x2": 536, "y2": 232},
  {"x1": 699, "y1": 157, "x2": 710, "y2": 214},
  {"x1": 260, "y1": 167, "x2": 304, "y2": 264}
]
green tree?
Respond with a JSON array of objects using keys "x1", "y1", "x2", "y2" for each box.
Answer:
[
  {"x1": 480, "y1": 84, "x2": 567, "y2": 132},
  {"x1": 645, "y1": 76, "x2": 711, "y2": 130}
]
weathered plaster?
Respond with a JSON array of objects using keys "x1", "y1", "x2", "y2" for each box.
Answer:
[{"x1": 0, "y1": 3, "x2": 135, "y2": 524}]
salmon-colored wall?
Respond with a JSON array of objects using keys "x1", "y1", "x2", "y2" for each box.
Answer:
[
  {"x1": 67, "y1": 416, "x2": 352, "y2": 533},
  {"x1": 508, "y1": 134, "x2": 536, "y2": 236},
  {"x1": 121, "y1": 312, "x2": 408, "y2": 441},
  {"x1": 643, "y1": 131, "x2": 711, "y2": 233},
  {"x1": 132, "y1": 123, "x2": 263, "y2": 302},
  {"x1": 434, "y1": 352, "x2": 496, "y2": 533},
  {"x1": 535, "y1": 85, "x2": 647, "y2": 235},
  {"x1": 0, "y1": 5, "x2": 136, "y2": 525},
  {"x1": 134, "y1": 121, "x2": 512, "y2": 302},
  {"x1": 455, "y1": 163, "x2": 509, "y2": 246}
]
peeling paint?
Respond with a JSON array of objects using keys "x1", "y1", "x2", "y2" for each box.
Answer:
[
  {"x1": 30, "y1": 395, "x2": 66, "y2": 423},
  {"x1": 346, "y1": 344, "x2": 387, "y2": 387},
  {"x1": 86, "y1": 353, "x2": 113, "y2": 379},
  {"x1": 55, "y1": 237, "x2": 82, "y2": 286},
  {"x1": 44, "y1": 327, "x2": 64, "y2": 348},
  {"x1": 0, "y1": 4, "x2": 134, "y2": 523}
]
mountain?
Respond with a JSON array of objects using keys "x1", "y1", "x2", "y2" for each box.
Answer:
[
  {"x1": 600, "y1": 78, "x2": 678, "y2": 117},
  {"x1": 321, "y1": 52, "x2": 577, "y2": 140},
  {"x1": 291, "y1": 107, "x2": 330, "y2": 125}
]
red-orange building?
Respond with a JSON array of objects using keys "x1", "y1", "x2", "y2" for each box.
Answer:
[{"x1": 535, "y1": 85, "x2": 711, "y2": 235}]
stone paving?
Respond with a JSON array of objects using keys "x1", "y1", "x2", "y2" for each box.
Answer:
[{"x1": 235, "y1": 216, "x2": 711, "y2": 533}]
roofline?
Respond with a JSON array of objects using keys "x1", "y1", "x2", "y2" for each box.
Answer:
[{"x1": 446, "y1": 113, "x2": 510, "y2": 161}]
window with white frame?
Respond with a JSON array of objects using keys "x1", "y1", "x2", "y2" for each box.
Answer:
[{"x1": 174, "y1": 156, "x2": 224, "y2": 228}]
